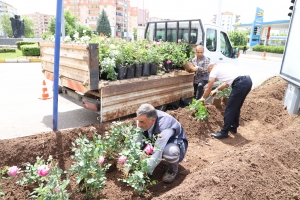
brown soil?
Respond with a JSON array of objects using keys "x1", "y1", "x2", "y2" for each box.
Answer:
[{"x1": 1, "y1": 76, "x2": 300, "y2": 200}]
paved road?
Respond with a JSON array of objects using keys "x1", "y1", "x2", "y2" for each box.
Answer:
[
  {"x1": 0, "y1": 63, "x2": 99, "y2": 139},
  {"x1": 0, "y1": 57, "x2": 282, "y2": 139}
]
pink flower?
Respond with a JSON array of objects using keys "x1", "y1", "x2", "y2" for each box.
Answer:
[
  {"x1": 98, "y1": 156, "x2": 105, "y2": 165},
  {"x1": 37, "y1": 164, "x2": 50, "y2": 177},
  {"x1": 90, "y1": 126, "x2": 96, "y2": 132},
  {"x1": 157, "y1": 42, "x2": 161, "y2": 46},
  {"x1": 143, "y1": 143, "x2": 154, "y2": 155},
  {"x1": 145, "y1": 45, "x2": 148, "y2": 49},
  {"x1": 166, "y1": 60, "x2": 172, "y2": 65},
  {"x1": 119, "y1": 156, "x2": 127, "y2": 164},
  {"x1": 54, "y1": 187, "x2": 60, "y2": 193},
  {"x1": 178, "y1": 39, "x2": 182, "y2": 43},
  {"x1": 170, "y1": 50, "x2": 173, "y2": 53},
  {"x1": 7, "y1": 166, "x2": 18, "y2": 177}
]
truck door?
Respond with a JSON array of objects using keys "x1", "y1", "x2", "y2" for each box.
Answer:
[{"x1": 204, "y1": 26, "x2": 238, "y2": 64}]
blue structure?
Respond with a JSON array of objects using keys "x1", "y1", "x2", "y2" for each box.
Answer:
[{"x1": 249, "y1": 7, "x2": 264, "y2": 47}]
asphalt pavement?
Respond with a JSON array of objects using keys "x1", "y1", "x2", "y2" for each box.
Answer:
[{"x1": 0, "y1": 56, "x2": 282, "y2": 140}]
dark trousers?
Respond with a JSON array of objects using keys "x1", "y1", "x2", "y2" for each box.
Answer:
[
  {"x1": 221, "y1": 76, "x2": 252, "y2": 134},
  {"x1": 193, "y1": 80, "x2": 208, "y2": 100}
]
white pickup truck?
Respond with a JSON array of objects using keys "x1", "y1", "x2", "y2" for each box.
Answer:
[{"x1": 144, "y1": 19, "x2": 239, "y2": 64}]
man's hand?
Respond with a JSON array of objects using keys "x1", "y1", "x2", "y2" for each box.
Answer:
[
  {"x1": 210, "y1": 89, "x2": 218, "y2": 96},
  {"x1": 199, "y1": 97, "x2": 205, "y2": 103}
]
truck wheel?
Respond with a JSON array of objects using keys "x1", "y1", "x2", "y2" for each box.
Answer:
[
  {"x1": 58, "y1": 86, "x2": 63, "y2": 93},
  {"x1": 155, "y1": 104, "x2": 167, "y2": 112}
]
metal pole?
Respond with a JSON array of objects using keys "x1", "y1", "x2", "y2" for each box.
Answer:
[
  {"x1": 126, "y1": 0, "x2": 129, "y2": 41},
  {"x1": 61, "y1": 0, "x2": 65, "y2": 41},
  {"x1": 217, "y1": 0, "x2": 222, "y2": 26},
  {"x1": 53, "y1": 0, "x2": 63, "y2": 131}
]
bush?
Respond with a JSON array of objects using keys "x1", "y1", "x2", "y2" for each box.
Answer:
[
  {"x1": 21, "y1": 45, "x2": 40, "y2": 56},
  {"x1": 252, "y1": 45, "x2": 284, "y2": 54},
  {"x1": 0, "y1": 48, "x2": 16, "y2": 53},
  {"x1": 16, "y1": 41, "x2": 37, "y2": 50}
]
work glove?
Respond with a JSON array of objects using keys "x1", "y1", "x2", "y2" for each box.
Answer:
[
  {"x1": 210, "y1": 88, "x2": 218, "y2": 96},
  {"x1": 199, "y1": 97, "x2": 205, "y2": 103}
]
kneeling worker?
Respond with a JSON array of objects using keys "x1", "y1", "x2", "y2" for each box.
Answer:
[
  {"x1": 200, "y1": 63, "x2": 252, "y2": 139},
  {"x1": 136, "y1": 104, "x2": 188, "y2": 183}
]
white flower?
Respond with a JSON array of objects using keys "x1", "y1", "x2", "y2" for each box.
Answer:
[
  {"x1": 109, "y1": 44, "x2": 115, "y2": 49},
  {"x1": 64, "y1": 36, "x2": 71, "y2": 43},
  {"x1": 83, "y1": 30, "x2": 86, "y2": 33}
]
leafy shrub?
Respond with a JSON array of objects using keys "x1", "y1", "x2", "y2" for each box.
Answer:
[
  {"x1": 216, "y1": 83, "x2": 232, "y2": 98},
  {"x1": 252, "y1": 45, "x2": 284, "y2": 54},
  {"x1": 0, "y1": 48, "x2": 16, "y2": 53},
  {"x1": 16, "y1": 41, "x2": 37, "y2": 49},
  {"x1": 21, "y1": 45, "x2": 40, "y2": 56},
  {"x1": 187, "y1": 99, "x2": 210, "y2": 120}
]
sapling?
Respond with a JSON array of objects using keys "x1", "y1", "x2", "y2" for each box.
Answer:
[{"x1": 187, "y1": 98, "x2": 210, "y2": 120}]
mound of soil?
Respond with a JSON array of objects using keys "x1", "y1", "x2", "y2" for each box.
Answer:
[{"x1": 0, "y1": 76, "x2": 299, "y2": 199}]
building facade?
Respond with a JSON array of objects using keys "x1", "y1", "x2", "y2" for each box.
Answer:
[
  {"x1": 0, "y1": 1, "x2": 17, "y2": 37},
  {"x1": 212, "y1": 12, "x2": 241, "y2": 32},
  {"x1": 64, "y1": 0, "x2": 149, "y2": 38},
  {"x1": 23, "y1": 12, "x2": 54, "y2": 38}
]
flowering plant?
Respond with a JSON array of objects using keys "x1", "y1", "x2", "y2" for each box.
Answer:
[
  {"x1": 117, "y1": 124, "x2": 157, "y2": 195},
  {"x1": 69, "y1": 134, "x2": 110, "y2": 199}
]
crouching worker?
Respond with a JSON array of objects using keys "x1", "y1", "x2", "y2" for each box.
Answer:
[{"x1": 136, "y1": 104, "x2": 188, "y2": 183}]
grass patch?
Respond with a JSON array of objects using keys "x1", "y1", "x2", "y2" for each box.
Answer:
[{"x1": 0, "y1": 49, "x2": 25, "y2": 59}]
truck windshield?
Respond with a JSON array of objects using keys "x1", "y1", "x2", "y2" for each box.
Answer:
[
  {"x1": 145, "y1": 19, "x2": 204, "y2": 45},
  {"x1": 220, "y1": 31, "x2": 233, "y2": 58}
]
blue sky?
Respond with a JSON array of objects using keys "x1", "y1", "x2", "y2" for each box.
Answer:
[{"x1": 8, "y1": 0, "x2": 292, "y2": 24}]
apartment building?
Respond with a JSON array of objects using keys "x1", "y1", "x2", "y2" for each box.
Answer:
[
  {"x1": 64, "y1": 0, "x2": 149, "y2": 38},
  {"x1": 23, "y1": 12, "x2": 54, "y2": 37},
  {"x1": 212, "y1": 12, "x2": 241, "y2": 32},
  {"x1": 0, "y1": 1, "x2": 17, "y2": 37}
]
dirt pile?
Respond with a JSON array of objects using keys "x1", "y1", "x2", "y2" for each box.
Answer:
[{"x1": 0, "y1": 76, "x2": 299, "y2": 199}]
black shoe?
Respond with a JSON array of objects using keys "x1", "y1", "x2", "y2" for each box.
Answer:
[
  {"x1": 211, "y1": 132, "x2": 228, "y2": 139},
  {"x1": 229, "y1": 127, "x2": 237, "y2": 134}
]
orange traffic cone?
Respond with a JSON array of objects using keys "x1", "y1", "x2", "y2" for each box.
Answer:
[{"x1": 39, "y1": 80, "x2": 52, "y2": 100}]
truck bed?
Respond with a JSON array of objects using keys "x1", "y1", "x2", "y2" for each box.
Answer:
[{"x1": 40, "y1": 42, "x2": 194, "y2": 122}]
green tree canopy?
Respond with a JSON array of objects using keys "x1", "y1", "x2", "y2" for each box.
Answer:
[
  {"x1": 96, "y1": 9, "x2": 111, "y2": 37},
  {"x1": 48, "y1": 10, "x2": 93, "y2": 39},
  {"x1": 23, "y1": 16, "x2": 34, "y2": 38},
  {"x1": 228, "y1": 30, "x2": 248, "y2": 46},
  {"x1": 0, "y1": 14, "x2": 34, "y2": 38},
  {"x1": 0, "y1": 14, "x2": 12, "y2": 37}
]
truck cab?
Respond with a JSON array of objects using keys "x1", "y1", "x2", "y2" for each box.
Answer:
[{"x1": 144, "y1": 19, "x2": 239, "y2": 65}]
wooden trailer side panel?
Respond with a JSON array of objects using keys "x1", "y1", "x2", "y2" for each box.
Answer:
[{"x1": 100, "y1": 73, "x2": 194, "y2": 122}]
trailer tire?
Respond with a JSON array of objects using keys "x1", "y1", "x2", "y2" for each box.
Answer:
[{"x1": 155, "y1": 104, "x2": 167, "y2": 112}]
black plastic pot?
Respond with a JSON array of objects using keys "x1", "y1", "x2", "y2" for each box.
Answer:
[
  {"x1": 150, "y1": 63, "x2": 158, "y2": 75},
  {"x1": 164, "y1": 61, "x2": 173, "y2": 73},
  {"x1": 135, "y1": 64, "x2": 142, "y2": 78},
  {"x1": 100, "y1": 71, "x2": 109, "y2": 80},
  {"x1": 116, "y1": 64, "x2": 127, "y2": 80},
  {"x1": 126, "y1": 64, "x2": 135, "y2": 79},
  {"x1": 142, "y1": 63, "x2": 151, "y2": 76}
]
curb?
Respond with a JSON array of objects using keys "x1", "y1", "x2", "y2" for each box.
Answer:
[{"x1": 0, "y1": 58, "x2": 41, "y2": 63}]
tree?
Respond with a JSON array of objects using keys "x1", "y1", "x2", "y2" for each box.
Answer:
[
  {"x1": 0, "y1": 14, "x2": 12, "y2": 37},
  {"x1": 0, "y1": 14, "x2": 35, "y2": 38},
  {"x1": 133, "y1": 28, "x2": 137, "y2": 41},
  {"x1": 96, "y1": 9, "x2": 111, "y2": 37},
  {"x1": 49, "y1": 10, "x2": 77, "y2": 36},
  {"x1": 228, "y1": 30, "x2": 248, "y2": 46},
  {"x1": 23, "y1": 16, "x2": 34, "y2": 38}
]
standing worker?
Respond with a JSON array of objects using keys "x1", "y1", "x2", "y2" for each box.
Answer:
[
  {"x1": 136, "y1": 104, "x2": 188, "y2": 183},
  {"x1": 200, "y1": 63, "x2": 252, "y2": 139},
  {"x1": 191, "y1": 45, "x2": 210, "y2": 100},
  {"x1": 243, "y1": 45, "x2": 247, "y2": 54}
]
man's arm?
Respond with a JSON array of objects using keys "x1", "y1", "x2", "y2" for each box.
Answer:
[
  {"x1": 202, "y1": 77, "x2": 216, "y2": 99},
  {"x1": 147, "y1": 128, "x2": 174, "y2": 174}
]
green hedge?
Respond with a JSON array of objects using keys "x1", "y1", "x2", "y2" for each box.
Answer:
[
  {"x1": 252, "y1": 45, "x2": 284, "y2": 54},
  {"x1": 16, "y1": 41, "x2": 37, "y2": 50},
  {"x1": 21, "y1": 45, "x2": 40, "y2": 56},
  {"x1": 0, "y1": 48, "x2": 16, "y2": 53}
]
